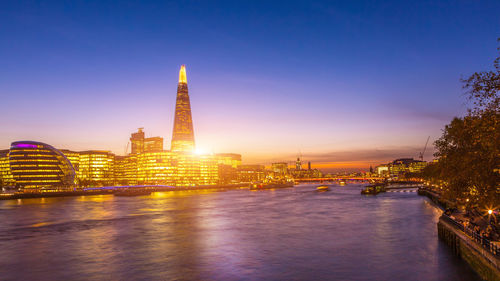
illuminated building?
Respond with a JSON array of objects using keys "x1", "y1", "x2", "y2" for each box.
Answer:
[
  {"x1": 144, "y1": 137, "x2": 163, "y2": 152},
  {"x1": 171, "y1": 65, "x2": 195, "y2": 152},
  {"x1": 375, "y1": 158, "x2": 427, "y2": 178},
  {"x1": 389, "y1": 158, "x2": 426, "y2": 177},
  {"x1": 376, "y1": 165, "x2": 389, "y2": 177},
  {"x1": 0, "y1": 150, "x2": 14, "y2": 187},
  {"x1": 137, "y1": 151, "x2": 176, "y2": 185},
  {"x1": 271, "y1": 162, "x2": 288, "y2": 175},
  {"x1": 199, "y1": 154, "x2": 219, "y2": 185},
  {"x1": 114, "y1": 155, "x2": 137, "y2": 186},
  {"x1": 174, "y1": 153, "x2": 201, "y2": 186},
  {"x1": 130, "y1": 128, "x2": 145, "y2": 154},
  {"x1": 408, "y1": 160, "x2": 427, "y2": 173},
  {"x1": 0, "y1": 65, "x2": 244, "y2": 189},
  {"x1": 291, "y1": 160, "x2": 323, "y2": 179},
  {"x1": 78, "y1": 151, "x2": 115, "y2": 187},
  {"x1": 8, "y1": 141, "x2": 76, "y2": 192},
  {"x1": 60, "y1": 149, "x2": 80, "y2": 180},
  {"x1": 238, "y1": 164, "x2": 266, "y2": 182},
  {"x1": 130, "y1": 128, "x2": 164, "y2": 154},
  {"x1": 216, "y1": 153, "x2": 242, "y2": 184},
  {"x1": 296, "y1": 157, "x2": 302, "y2": 170},
  {"x1": 216, "y1": 153, "x2": 242, "y2": 168}
]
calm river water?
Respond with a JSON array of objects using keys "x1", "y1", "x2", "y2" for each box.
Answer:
[{"x1": 0, "y1": 184, "x2": 480, "y2": 280}]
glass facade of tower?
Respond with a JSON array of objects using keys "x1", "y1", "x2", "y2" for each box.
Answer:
[
  {"x1": 0, "y1": 149, "x2": 15, "y2": 187},
  {"x1": 8, "y1": 141, "x2": 76, "y2": 191},
  {"x1": 137, "y1": 151, "x2": 176, "y2": 185},
  {"x1": 171, "y1": 65, "x2": 195, "y2": 152},
  {"x1": 78, "y1": 151, "x2": 115, "y2": 187},
  {"x1": 60, "y1": 149, "x2": 80, "y2": 179},
  {"x1": 114, "y1": 155, "x2": 137, "y2": 186}
]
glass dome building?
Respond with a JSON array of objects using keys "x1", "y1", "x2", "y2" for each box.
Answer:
[{"x1": 9, "y1": 141, "x2": 76, "y2": 192}]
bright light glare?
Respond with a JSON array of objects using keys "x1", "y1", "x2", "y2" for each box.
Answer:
[{"x1": 194, "y1": 148, "x2": 207, "y2": 155}]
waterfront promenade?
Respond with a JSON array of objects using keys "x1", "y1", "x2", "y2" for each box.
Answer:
[{"x1": 419, "y1": 187, "x2": 500, "y2": 280}]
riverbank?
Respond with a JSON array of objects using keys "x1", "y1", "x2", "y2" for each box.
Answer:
[
  {"x1": 439, "y1": 215, "x2": 500, "y2": 281},
  {"x1": 417, "y1": 187, "x2": 454, "y2": 210},
  {"x1": 419, "y1": 187, "x2": 500, "y2": 281},
  {"x1": 361, "y1": 182, "x2": 422, "y2": 195},
  {"x1": 0, "y1": 182, "x2": 300, "y2": 200},
  {"x1": 0, "y1": 183, "x2": 252, "y2": 200}
]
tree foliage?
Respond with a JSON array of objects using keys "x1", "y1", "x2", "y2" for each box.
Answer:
[
  {"x1": 424, "y1": 39, "x2": 500, "y2": 208},
  {"x1": 461, "y1": 38, "x2": 500, "y2": 115}
]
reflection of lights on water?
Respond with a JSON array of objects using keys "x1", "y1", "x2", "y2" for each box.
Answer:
[
  {"x1": 31, "y1": 222, "x2": 50, "y2": 227},
  {"x1": 151, "y1": 192, "x2": 168, "y2": 198},
  {"x1": 128, "y1": 213, "x2": 147, "y2": 217},
  {"x1": 77, "y1": 194, "x2": 114, "y2": 202},
  {"x1": 139, "y1": 208, "x2": 162, "y2": 212},
  {"x1": 151, "y1": 190, "x2": 215, "y2": 199}
]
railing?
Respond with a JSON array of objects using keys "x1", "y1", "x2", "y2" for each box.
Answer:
[{"x1": 441, "y1": 214, "x2": 500, "y2": 257}]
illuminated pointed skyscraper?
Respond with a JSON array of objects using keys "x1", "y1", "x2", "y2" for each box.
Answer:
[{"x1": 171, "y1": 65, "x2": 195, "y2": 152}]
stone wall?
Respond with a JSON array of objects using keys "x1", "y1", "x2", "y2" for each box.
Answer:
[{"x1": 438, "y1": 217, "x2": 500, "y2": 281}]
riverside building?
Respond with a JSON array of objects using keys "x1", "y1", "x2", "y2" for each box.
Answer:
[
  {"x1": 375, "y1": 158, "x2": 427, "y2": 178},
  {"x1": 0, "y1": 150, "x2": 14, "y2": 188},
  {"x1": 0, "y1": 66, "x2": 242, "y2": 189},
  {"x1": 78, "y1": 151, "x2": 115, "y2": 187},
  {"x1": 8, "y1": 141, "x2": 76, "y2": 192}
]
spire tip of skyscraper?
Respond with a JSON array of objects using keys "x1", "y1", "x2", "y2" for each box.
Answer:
[{"x1": 179, "y1": 65, "x2": 187, "y2": 83}]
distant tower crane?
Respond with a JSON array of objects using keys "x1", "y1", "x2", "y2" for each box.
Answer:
[
  {"x1": 124, "y1": 142, "x2": 130, "y2": 155},
  {"x1": 419, "y1": 136, "x2": 430, "y2": 161}
]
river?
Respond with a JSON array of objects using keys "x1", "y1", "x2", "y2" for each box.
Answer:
[{"x1": 0, "y1": 184, "x2": 480, "y2": 280}]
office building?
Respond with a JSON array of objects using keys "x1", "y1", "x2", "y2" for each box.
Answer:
[
  {"x1": 0, "y1": 150, "x2": 14, "y2": 187},
  {"x1": 171, "y1": 65, "x2": 195, "y2": 152},
  {"x1": 8, "y1": 141, "x2": 76, "y2": 191},
  {"x1": 130, "y1": 128, "x2": 164, "y2": 154},
  {"x1": 78, "y1": 151, "x2": 115, "y2": 187}
]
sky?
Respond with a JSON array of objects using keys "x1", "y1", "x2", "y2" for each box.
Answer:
[{"x1": 1, "y1": 0, "x2": 499, "y2": 171}]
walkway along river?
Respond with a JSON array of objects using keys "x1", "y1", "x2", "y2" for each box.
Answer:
[{"x1": 0, "y1": 184, "x2": 481, "y2": 280}]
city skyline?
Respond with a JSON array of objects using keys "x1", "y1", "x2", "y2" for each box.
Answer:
[
  {"x1": 0, "y1": 2, "x2": 498, "y2": 280},
  {"x1": 1, "y1": 1, "x2": 500, "y2": 171}
]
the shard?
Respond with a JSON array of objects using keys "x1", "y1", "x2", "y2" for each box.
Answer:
[{"x1": 171, "y1": 65, "x2": 195, "y2": 152}]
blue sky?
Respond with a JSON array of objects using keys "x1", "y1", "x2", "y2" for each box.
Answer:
[{"x1": 1, "y1": 0, "x2": 499, "y2": 170}]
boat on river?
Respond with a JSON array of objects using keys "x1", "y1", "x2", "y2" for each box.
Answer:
[
  {"x1": 316, "y1": 185, "x2": 330, "y2": 191},
  {"x1": 361, "y1": 184, "x2": 385, "y2": 195}
]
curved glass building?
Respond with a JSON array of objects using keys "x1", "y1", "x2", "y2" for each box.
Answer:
[{"x1": 9, "y1": 141, "x2": 76, "y2": 191}]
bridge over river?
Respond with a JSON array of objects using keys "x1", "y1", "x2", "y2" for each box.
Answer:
[{"x1": 294, "y1": 176, "x2": 385, "y2": 182}]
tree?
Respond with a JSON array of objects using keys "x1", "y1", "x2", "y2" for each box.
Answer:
[
  {"x1": 461, "y1": 38, "x2": 500, "y2": 115},
  {"x1": 430, "y1": 39, "x2": 500, "y2": 208}
]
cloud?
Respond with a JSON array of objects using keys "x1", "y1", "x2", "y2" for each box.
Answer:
[
  {"x1": 303, "y1": 147, "x2": 423, "y2": 162},
  {"x1": 244, "y1": 145, "x2": 436, "y2": 172}
]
